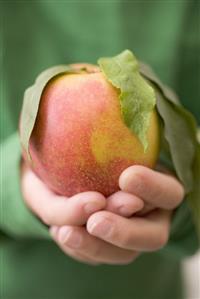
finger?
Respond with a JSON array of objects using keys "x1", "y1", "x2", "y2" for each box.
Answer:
[
  {"x1": 51, "y1": 226, "x2": 138, "y2": 265},
  {"x1": 87, "y1": 210, "x2": 171, "y2": 251},
  {"x1": 119, "y1": 166, "x2": 184, "y2": 209},
  {"x1": 62, "y1": 247, "x2": 100, "y2": 265},
  {"x1": 22, "y1": 168, "x2": 106, "y2": 226},
  {"x1": 135, "y1": 203, "x2": 155, "y2": 216},
  {"x1": 53, "y1": 239, "x2": 100, "y2": 265},
  {"x1": 106, "y1": 191, "x2": 144, "y2": 217},
  {"x1": 50, "y1": 227, "x2": 100, "y2": 265}
]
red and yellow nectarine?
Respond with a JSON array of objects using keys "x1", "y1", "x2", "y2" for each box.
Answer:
[{"x1": 29, "y1": 64, "x2": 160, "y2": 196}]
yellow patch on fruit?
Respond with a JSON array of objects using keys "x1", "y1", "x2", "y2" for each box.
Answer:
[{"x1": 91, "y1": 108, "x2": 160, "y2": 167}]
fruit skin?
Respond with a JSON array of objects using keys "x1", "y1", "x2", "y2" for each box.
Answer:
[{"x1": 27, "y1": 64, "x2": 160, "y2": 197}]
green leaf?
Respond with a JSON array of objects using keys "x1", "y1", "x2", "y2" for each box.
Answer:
[
  {"x1": 140, "y1": 62, "x2": 179, "y2": 105},
  {"x1": 187, "y1": 143, "x2": 200, "y2": 237},
  {"x1": 98, "y1": 50, "x2": 156, "y2": 151},
  {"x1": 156, "y1": 90, "x2": 196, "y2": 193},
  {"x1": 140, "y1": 62, "x2": 200, "y2": 236},
  {"x1": 20, "y1": 65, "x2": 76, "y2": 161}
]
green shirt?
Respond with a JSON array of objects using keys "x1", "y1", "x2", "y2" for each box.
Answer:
[{"x1": 1, "y1": 1, "x2": 199, "y2": 299}]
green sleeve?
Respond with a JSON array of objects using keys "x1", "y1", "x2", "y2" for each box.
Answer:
[
  {"x1": 161, "y1": 200, "x2": 199, "y2": 259},
  {"x1": 161, "y1": 142, "x2": 200, "y2": 259},
  {"x1": 0, "y1": 132, "x2": 50, "y2": 239}
]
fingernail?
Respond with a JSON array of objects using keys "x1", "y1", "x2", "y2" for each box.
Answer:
[
  {"x1": 118, "y1": 201, "x2": 144, "y2": 217},
  {"x1": 58, "y1": 226, "x2": 82, "y2": 248},
  {"x1": 118, "y1": 205, "x2": 133, "y2": 217},
  {"x1": 84, "y1": 202, "x2": 102, "y2": 214},
  {"x1": 88, "y1": 218, "x2": 113, "y2": 238}
]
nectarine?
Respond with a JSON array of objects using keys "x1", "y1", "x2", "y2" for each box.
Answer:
[{"x1": 28, "y1": 64, "x2": 160, "y2": 196}]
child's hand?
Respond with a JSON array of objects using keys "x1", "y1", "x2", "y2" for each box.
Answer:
[
  {"x1": 21, "y1": 163, "x2": 106, "y2": 226},
  {"x1": 50, "y1": 166, "x2": 184, "y2": 265},
  {"x1": 21, "y1": 163, "x2": 143, "y2": 227}
]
